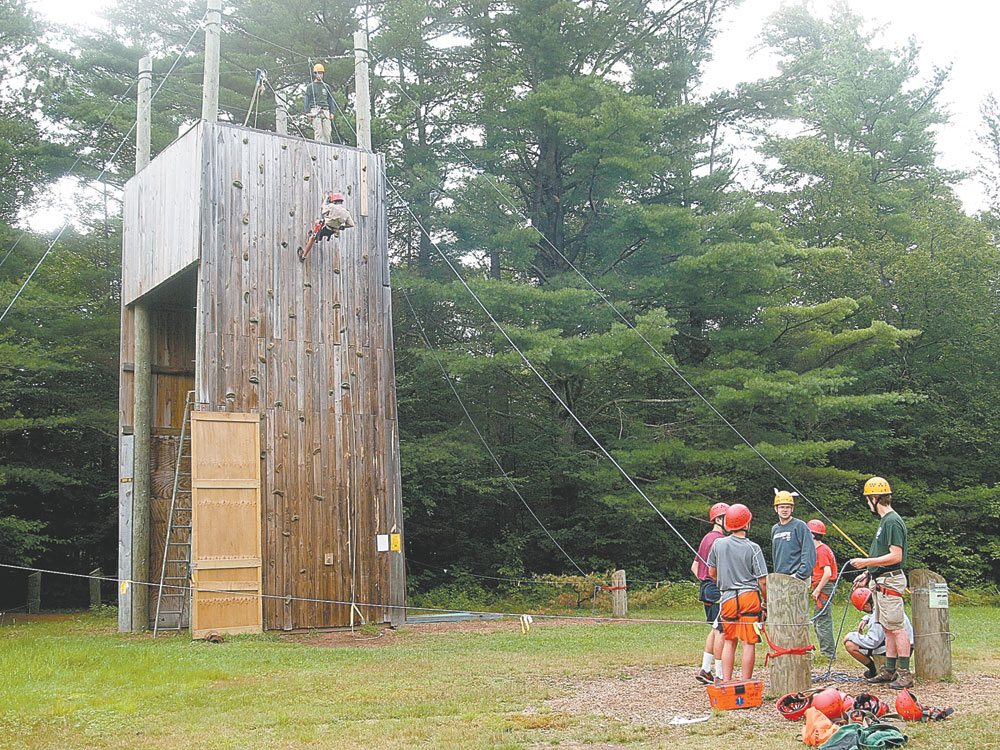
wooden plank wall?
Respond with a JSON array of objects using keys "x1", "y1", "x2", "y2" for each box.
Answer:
[
  {"x1": 196, "y1": 123, "x2": 402, "y2": 630},
  {"x1": 122, "y1": 127, "x2": 203, "y2": 305}
]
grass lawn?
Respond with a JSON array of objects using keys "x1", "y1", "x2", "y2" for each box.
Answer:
[{"x1": 2, "y1": 605, "x2": 998, "y2": 749}]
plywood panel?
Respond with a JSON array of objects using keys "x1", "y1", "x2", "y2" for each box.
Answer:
[{"x1": 190, "y1": 411, "x2": 262, "y2": 638}]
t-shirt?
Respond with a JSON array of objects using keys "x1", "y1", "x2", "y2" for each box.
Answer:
[
  {"x1": 707, "y1": 534, "x2": 768, "y2": 604},
  {"x1": 771, "y1": 517, "x2": 816, "y2": 580},
  {"x1": 811, "y1": 542, "x2": 838, "y2": 589},
  {"x1": 849, "y1": 613, "x2": 914, "y2": 652},
  {"x1": 694, "y1": 530, "x2": 724, "y2": 581},
  {"x1": 868, "y1": 510, "x2": 907, "y2": 577}
]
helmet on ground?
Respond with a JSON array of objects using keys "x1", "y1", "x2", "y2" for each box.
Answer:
[
  {"x1": 709, "y1": 502, "x2": 730, "y2": 523},
  {"x1": 811, "y1": 687, "x2": 844, "y2": 720},
  {"x1": 853, "y1": 692, "x2": 889, "y2": 718},
  {"x1": 773, "y1": 489, "x2": 799, "y2": 507},
  {"x1": 776, "y1": 692, "x2": 811, "y2": 721},
  {"x1": 724, "y1": 503, "x2": 752, "y2": 532},
  {"x1": 850, "y1": 587, "x2": 873, "y2": 612},
  {"x1": 896, "y1": 689, "x2": 923, "y2": 721},
  {"x1": 313, "y1": 63, "x2": 325, "y2": 73},
  {"x1": 327, "y1": 191, "x2": 344, "y2": 202},
  {"x1": 807, "y1": 519, "x2": 826, "y2": 535},
  {"x1": 841, "y1": 694, "x2": 855, "y2": 713},
  {"x1": 863, "y1": 476, "x2": 892, "y2": 496}
]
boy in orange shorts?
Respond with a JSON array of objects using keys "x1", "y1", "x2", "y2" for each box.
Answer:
[{"x1": 707, "y1": 503, "x2": 769, "y2": 681}]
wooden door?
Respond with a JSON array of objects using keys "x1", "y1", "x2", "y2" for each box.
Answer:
[{"x1": 190, "y1": 411, "x2": 262, "y2": 638}]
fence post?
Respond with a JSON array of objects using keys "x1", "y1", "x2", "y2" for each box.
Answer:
[
  {"x1": 910, "y1": 569, "x2": 953, "y2": 681},
  {"x1": 767, "y1": 573, "x2": 811, "y2": 694},
  {"x1": 611, "y1": 569, "x2": 627, "y2": 618},
  {"x1": 90, "y1": 568, "x2": 103, "y2": 610},
  {"x1": 27, "y1": 571, "x2": 41, "y2": 614}
]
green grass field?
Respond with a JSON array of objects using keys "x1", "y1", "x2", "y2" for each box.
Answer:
[{"x1": 2, "y1": 606, "x2": 998, "y2": 749}]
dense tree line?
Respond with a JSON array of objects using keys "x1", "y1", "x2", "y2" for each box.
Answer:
[{"x1": 1, "y1": 0, "x2": 997, "y2": 606}]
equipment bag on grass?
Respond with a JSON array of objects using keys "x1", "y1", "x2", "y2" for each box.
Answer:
[
  {"x1": 802, "y1": 707, "x2": 838, "y2": 746},
  {"x1": 860, "y1": 724, "x2": 908, "y2": 749}
]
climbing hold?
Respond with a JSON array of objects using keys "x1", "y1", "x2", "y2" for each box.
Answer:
[
  {"x1": 249, "y1": 375, "x2": 259, "y2": 384},
  {"x1": 303, "y1": 174, "x2": 310, "y2": 181},
  {"x1": 243, "y1": 291, "x2": 250, "y2": 303},
  {"x1": 232, "y1": 179, "x2": 243, "y2": 188}
]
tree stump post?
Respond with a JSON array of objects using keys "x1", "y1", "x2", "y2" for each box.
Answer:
[
  {"x1": 767, "y1": 573, "x2": 811, "y2": 695},
  {"x1": 611, "y1": 570, "x2": 627, "y2": 618},
  {"x1": 27, "y1": 571, "x2": 41, "y2": 614},
  {"x1": 910, "y1": 569, "x2": 952, "y2": 682},
  {"x1": 90, "y1": 568, "x2": 103, "y2": 610}
]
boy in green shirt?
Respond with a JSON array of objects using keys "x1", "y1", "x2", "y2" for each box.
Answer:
[{"x1": 847, "y1": 476, "x2": 912, "y2": 688}]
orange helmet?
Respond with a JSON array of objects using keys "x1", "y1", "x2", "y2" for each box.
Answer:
[
  {"x1": 854, "y1": 692, "x2": 889, "y2": 718},
  {"x1": 850, "y1": 587, "x2": 873, "y2": 612},
  {"x1": 327, "y1": 191, "x2": 345, "y2": 203},
  {"x1": 811, "y1": 687, "x2": 844, "y2": 720},
  {"x1": 896, "y1": 689, "x2": 923, "y2": 721},
  {"x1": 709, "y1": 502, "x2": 730, "y2": 523},
  {"x1": 724, "y1": 503, "x2": 752, "y2": 532},
  {"x1": 776, "y1": 692, "x2": 811, "y2": 721},
  {"x1": 807, "y1": 519, "x2": 826, "y2": 535}
]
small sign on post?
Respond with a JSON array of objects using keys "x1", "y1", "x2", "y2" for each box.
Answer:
[{"x1": 928, "y1": 582, "x2": 949, "y2": 609}]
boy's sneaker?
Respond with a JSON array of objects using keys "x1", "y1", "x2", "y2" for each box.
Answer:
[
  {"x1": 890, "y1": 668, "x2": 914, "y2": 689},
  {"x1": 695, "y1": 669, "x2": 714, "y2": 685},
  {"x1": 867, "y1": 666, "x2": 897, "y2": 684}
]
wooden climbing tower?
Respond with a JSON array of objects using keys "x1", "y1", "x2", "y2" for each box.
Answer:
[{"x1": 118, "y1": 121, "x2": 405, "y2": 633}]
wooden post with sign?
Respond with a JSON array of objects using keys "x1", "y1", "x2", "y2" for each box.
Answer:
[
  {"x1": 767, "y1": 573, "x2": 812, "y2": 695},
  {"x1": 910, "y1": 568, "x2": 952, "y2": 681},
  {"x1": 611, "y1": 570, "x2": 627, "y2": 618}
]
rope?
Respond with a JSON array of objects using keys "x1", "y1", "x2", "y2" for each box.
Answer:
[
  {"x1": 400, "y1": 287, "x2": 588, "y2": 576},
  {"x1": 0, "y1": 15, "x2": 206, "y2": 325},
  {"x1": 376, "y1": 72, "x2": 870, "y2": 556},
  {"x1": 0, "y1": 562, "x2": 823, "y2": 628}
]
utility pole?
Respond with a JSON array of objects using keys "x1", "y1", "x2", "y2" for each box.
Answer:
[
  {"x1": 275, "y1": 92, "x2": 288, "y2": 135},
  {"x1": 353, "y1": 30, "x2": 372, "y2": 151},
  {"x1": 132, "y1": 303, "x2": 152, "y2": 631},
  {"x1": 136, "y1": 56, "x2": 152, "y2": 172},
  {"x1": 202, "y1": 0, "x2": 222, "y2": 122}
]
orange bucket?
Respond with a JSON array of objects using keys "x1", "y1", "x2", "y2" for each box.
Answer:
[{"x1": 706, "y1": 680, "x2": 764, "y2": 710}]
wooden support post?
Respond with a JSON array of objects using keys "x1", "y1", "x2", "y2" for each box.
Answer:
[
  {"x1": 90, "y1": 568, "x2": 102, "y2": 609},
  {"x1": 275, "y1": 93, "x2": 287, "y2": 135},
  {"x1": 27, "y1": 571, "x2": 41, "y2": 614},
  {"x1": 136, "y1": 56, "x2": 152, "y2": 172},
  {"x1": 767, "y1": 573, "x2": 812, "y2": 695},
  {"x1": 132, "y1": 303, "x2": 152, "y2": 631},
  {"x1": 611, "y1": 569, "x2": 627, "y2": 618},
  {"x1": 910, "y1": 569, "x2": 953, "y2": 681},
  {"x1": 118, "y1": 433, "x2": 135, "y2": 632},
  {"x1": 201, "y1": 0, "x2": 222, "y2": 122},
  {"x1": 353, "y1": 30, "x2": 372, "y2": 151}
]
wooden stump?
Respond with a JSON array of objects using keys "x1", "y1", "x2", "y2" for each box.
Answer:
[
  {"x1": 766, "y1": 573, "x2": 811, "y2": 695},
  {"x1": 90, "y1": 568, "x2": 102, "y2": 610},
  {"x1": 611, "y1": 570, "x2": 627, "y2": 618},
  {"x1": 27, "y1": 571, "x2": 41, "y2": 614},
  {"x1": 910, "y1": 569, "x2": 953, "y2": 682}
]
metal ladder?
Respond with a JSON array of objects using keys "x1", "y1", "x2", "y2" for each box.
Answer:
[{"x1": 153, "y1": 391, "x2": 195, "y2": 636}]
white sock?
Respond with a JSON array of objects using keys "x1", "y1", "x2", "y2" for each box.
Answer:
[
  {"x1": 701, "y1": 652, "x2": 714, "y2": 672},
  {"x1": 715, "y1": 660, "x2": 723, "y2": 678}
]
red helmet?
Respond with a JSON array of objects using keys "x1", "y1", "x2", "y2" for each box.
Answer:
[
  {"x1": 807, "y1": 519, "x2": 827, "y2": 535},
  {"x1": 853, "y1": 692, "x2": 888, "y2": 718},
  {"x1": 840, "y1": 692, "x2": 853, "y2": 712},
  {"x1": 850, "y1": 587, "x2": 873, "y2": 612},
  {"x1": 811, "y1": 687, "x2": 844, "y2": 720},
  {"x1": 709, "y1": 502, "x2": 730, "y2": 523},
  {"x1": 724, "y1": 503, "x2": 752, "y2": 532},
  {"x1": 896, "y1": 689, "x2": 923, "y2": 721},
  {"x1": 776, "y1": 692, "x2": 811, "y2": 721},
  {"x1": 327, "y1": 191, "x2": 345, "y2": 202}
]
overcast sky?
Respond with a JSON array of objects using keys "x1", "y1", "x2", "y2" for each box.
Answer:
[{"x1": 26, "y1": 0, "x2": 999, "y2": 228}]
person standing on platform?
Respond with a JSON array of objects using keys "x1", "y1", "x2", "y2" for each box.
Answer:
[
  {"x1": 304, "y1": 62, "x2": 335, "y2": 142},
  {"x1": 847, "y1": 476, "x2": 912, "y2": 689},
  {"x1": 770, "y1": 489, "x2": 816, "y2": 583},
  {"x1": 707, "y1": 503, "x2": 769, "y2": 682},
  {"x1": 807, "y1": 519, "x2": 838, "y2": 660},
  {"x1": 691, "y1": 502, "x2": 729, "y2": 684}
]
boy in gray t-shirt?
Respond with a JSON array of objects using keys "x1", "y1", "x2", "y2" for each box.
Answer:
[{"x1": 707, "y1": 503, "x2": 769, "y2": 682}]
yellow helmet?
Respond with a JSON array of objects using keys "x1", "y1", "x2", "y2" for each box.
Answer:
[
  {"x1": 773, "y1": 489, "x2": 798, "y2": 507},
  {"x1": 863, "y1": 476, "x2": 892, "y2": 496},
  {"x1": 313, "y1": 63, "x2": 325, "y2": 74}
]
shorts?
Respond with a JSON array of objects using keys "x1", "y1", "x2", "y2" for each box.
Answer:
[
  {"x1": 871, "y1": 571, "x2": 907, "y2": 631},
  {"x1": 844, "y1": 631, "x2": 886, "y2": 656},
  {"x1": 316, "y1": 225, "x2": 341, "y2": 242},
  {"x1": 720, "y1": 590, "x2": 762, "y2": 644},
  {"x1": 699, "y1": 579, "x2": 722, "y2": 630}
]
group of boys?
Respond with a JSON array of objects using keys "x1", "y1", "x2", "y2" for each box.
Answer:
[{"x1": 692, "y1": 477, "x2": 913, "y2": 689}]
